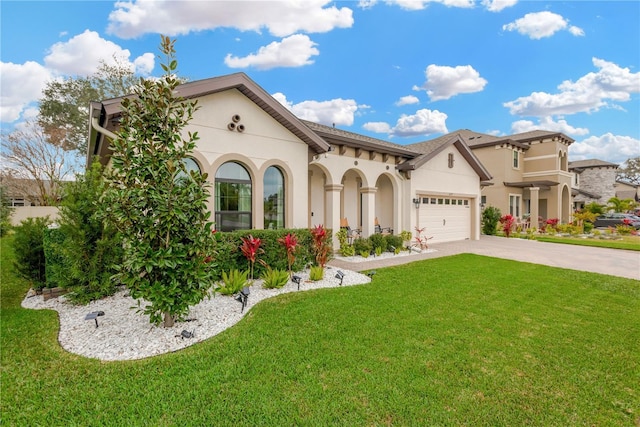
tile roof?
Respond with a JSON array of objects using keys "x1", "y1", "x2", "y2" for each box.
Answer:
[{"x1": 568, "y1": 159, "x2": 619, "y2": 169}]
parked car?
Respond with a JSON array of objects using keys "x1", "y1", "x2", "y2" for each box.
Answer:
[{"x1": 592, "y1": 213, "x2": 640, "y2": 229}]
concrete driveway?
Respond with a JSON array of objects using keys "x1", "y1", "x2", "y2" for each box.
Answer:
[{"x1": 329, "y1": 235, "x2": 640, "y2": 281}]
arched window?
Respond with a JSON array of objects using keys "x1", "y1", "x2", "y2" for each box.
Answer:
[
  {"x1": 215, "y1": 162, "x2": 252, "y2": 231},
  {"x1": 175, "y1": 157, "x2": 201, "y2": 184},
  {"x1": 264, "y1": 166, "x2": 284, "y2": 229}
]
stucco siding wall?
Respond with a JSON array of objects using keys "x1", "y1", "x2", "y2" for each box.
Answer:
[
  {"x1": 188, "y1": 90, "x2": 310, "y2": 229},
  {"x1": 10, "y1": 206, "x2": 60, "y2": 226}
]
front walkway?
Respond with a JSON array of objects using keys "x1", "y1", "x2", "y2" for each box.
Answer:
[{"x1": 328, "y1": 235, "x2": 640, "y2": 281}]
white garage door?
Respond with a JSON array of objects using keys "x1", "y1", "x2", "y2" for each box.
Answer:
[{"x1": 418, "y1": 196, "x2": 471, "y2": 243}]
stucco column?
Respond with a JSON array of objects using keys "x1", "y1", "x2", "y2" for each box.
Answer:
[
  {"x1": 529, "y1": 187, "x2": 540, "y2": 230},
  {"x1": 360, "y1": 187, "x2": 377, "y2": 237},
  {"x1": 324, "y1": 184, "x2": 343, "y2": 248}
]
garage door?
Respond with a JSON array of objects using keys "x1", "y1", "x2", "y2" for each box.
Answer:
[{"x1": 418, "y1": 196, "x2": 471, "y2": 243}]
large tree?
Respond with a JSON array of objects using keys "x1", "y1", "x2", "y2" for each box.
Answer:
[
  {"x1": 101, "y1": 36, "x2": 215, "y2": 327},
  {"x1": 0, "y1": 120, "x2": 79, "y2": 205},
  {"x1": 38, "y1": 57, "x2": 139, "y2": 153},
  {"x1": 616, "y1": 157, "x2": 640, "y2": 185}
]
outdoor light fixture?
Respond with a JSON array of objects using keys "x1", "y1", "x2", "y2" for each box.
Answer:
[
  {"x1": 335, "y1": 270, "x2": 345, "y2": 286},
  {"x1": 413, "y1": 198, "x2": 421, "y2": 209},
  {"x1": 178, "y1": 330, "x2": 194, "y2": 339},
  {"x1": 236, "y1": 287, "x2": 250, "y2": 313},
  {"x1": 292, "y1": 275, "x2": 302, "y2": 290},
  {"x1": 366, "y1": 270, "x2": 376, "y2": 279},
  {"x1": 85, "y1": 311, "x2": 105, "y2": 328}
]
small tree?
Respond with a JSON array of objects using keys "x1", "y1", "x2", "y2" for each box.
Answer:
[
  {"x1": 101, "y1": 36, "x2": 215, "y2": 327},
  {"x1": 310, "y1": 224, "x2": 331, "y2": 268},
  {"x1": 499, "y1": 214, "x2": 516, "y2": 237},
  {"x1": 13, "y1": 217, "x2": 51, "y2": 289},
  {"x1": 482, "y1": 206, "x2": 501, "y2": 235},
  {"x1": 617, "y1": 157, "x2": 640, "y2": 185},
  {"x1": 583, "y1": 202, "x2": 605, "y2": 215},
  {"x1": 278, "y1": 233, "x2": 299, "y2": 279},
  {"x1": 607, "y1": 197, "x2": 636, "y2": 213},
  {"x1": 0, "y1": 186, "x2": 14, "y2": 237},
  {"x1": 240, "y1": 234, "x2": 263, "y2": 280}
]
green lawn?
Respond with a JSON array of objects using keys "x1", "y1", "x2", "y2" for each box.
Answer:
[
  {"x1": 535, "y1": 234, "x2": 640, "y2": 251},
  {"x1": 1, "y1": 236, "x2": 639, "y2": 426}
]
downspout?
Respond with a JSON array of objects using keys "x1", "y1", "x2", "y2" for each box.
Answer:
[{"x1": 91, "y1": 116, "x2": 118, "y2": 141}]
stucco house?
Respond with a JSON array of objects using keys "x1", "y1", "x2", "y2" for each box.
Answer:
[
  {"x1": 88, "y1": 72, "x2": 491, "y2": 247},
  {"x1": 415, "y1": 129, "x2": 574, "y2": 227},
  {"x1": 568, "y1": 159, "x2": 619, "y2": 210}
]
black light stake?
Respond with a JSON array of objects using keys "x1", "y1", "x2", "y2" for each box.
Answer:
[
  {"x1": 85, "y1": 311, "x2": 105, "y2": 328},
  {"x1": 235, "y1": 287, "x2": 250, "y2": 313},
  {"x1": 335, "y1": 270, "x2": 345, "y2": 286},
  {"x1": 292, "y1": 275, "x2": 302, "y2": 290}
]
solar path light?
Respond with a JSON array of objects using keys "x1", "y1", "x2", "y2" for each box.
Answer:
[
  {"x1": 236, "y1": 287, "x2": 250, "y2": 313},
  {"x1": 85, "y1": 311, "x2": 105, "y2": 328},
  {"x1": 292, "y1": 275, "x2": 302, "y2": 290},
  {"x1": 335, "y1": 270, "x2": 345, "y2": 286}
]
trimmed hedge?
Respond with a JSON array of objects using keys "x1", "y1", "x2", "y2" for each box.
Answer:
[{"x1": 212, "y1": 228, "x2": 332, "y2": 281}]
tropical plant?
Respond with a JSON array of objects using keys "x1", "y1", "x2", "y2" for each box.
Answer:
[
  {"x1": 573, "y1": 210, "x2": 597, "y2": 233},
  {"x1": 219, "y1": 269, "x2": 249, "y2": 295},
  {"x1": 309, "y1": 265, "x2": 324, "y2": 281},
  {"x1": 499, "y1": 214, "x2": 516, "y2": 238},
  {"x1": 412, "y1": 226, "x2": 433, "y2": 250},
  {"x1": 353, "y1": 237, "x2": 372, "y2": 256},
  {"x1": 100, "y1": 36, "x2": 216, "y2": 327},
  {"x1": 240, "y1": 234, "x2": 264, "y2": 280},
  {"x1": 261, "y1": 267, "x2": 289, "y2": 289},
  {"x1": 310, "y1": 224, "x2": 331, "y2": 268},
  {"x1": 607, "y1": 197, "x2": 636, "y2": 213},
  {"x1": 278, "y1": 232, "x2": 298, "y2": 279},
  {"x1": 482, "y1": 206, "x2": 501, "y2": 235},
  {"x1": 583, "y1": 202, "x2": 605, "y2": 215}
]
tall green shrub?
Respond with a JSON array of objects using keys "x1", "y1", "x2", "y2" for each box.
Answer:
[
  {"x1": 13, "y1": 217, "x2": 50, "y2": 289},
  {"x1": 51, "y1": 161, "x2": 122, "y2": 304},
  {"x1": 0, "y1": 186, "x2": 13, "y2": 237},
  {"x1": 101, "y1": 36, "x2": 216, "y2": 327},
  {"x1": 482, "y1": 206, "x2": 501, "y2": 235}
]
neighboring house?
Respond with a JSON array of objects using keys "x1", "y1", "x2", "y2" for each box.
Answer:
[
  {"x1": 413, "y1": 129, "x2": 574, "y2": 227},
  {"x1": 614, "y1": 180, "x2": 640, "y2": 203},
  {"x1": 0, "y1": 177, "x2": 62, "y2": 225},
  {"x1": 568, "y1": 159, "x2": 619, "y2": 210},
  {"x1": 88, "y1": 72, "x2": 491, "y2": 247}
]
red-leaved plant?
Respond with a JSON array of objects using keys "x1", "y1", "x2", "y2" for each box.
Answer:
[
  {"x1": 278, "y1": 233, "x2": 299, "y2": 279},
  {"x1": 499, "y1": 214, "x2": 515, "y2": 237},
  {"x1": 240, "y1": 234, "x2": 263, "y2": 280},
  {"x1": 310, "y1": 224, "x2": 331, "y2": 268}
]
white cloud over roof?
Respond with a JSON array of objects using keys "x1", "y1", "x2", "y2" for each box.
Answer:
[
  {"x1": 504, "y1": 58, "x2": 640, "y2": 116},
  {"x1": 511, "y1": 116, "x2": 589, "y2": 136},
  {"x1": 481, "y1": 0, "x2": 517, "y2": 12},
  {"x1": 225, "y1": 34, "x2": 319, "y2": 70},
  {"x1": 570, "y1": 133, "x2": 640, "y2": 163},
  {"x1": 107, "y1": 0, "x2": 354, "y2": 38},
  {"x1": 365, "y1": 108, "x2": 448, "y2": 138},
  {"x1": 395, "y1": 95, "x2": 420, "y2": 106},
  {"x1": 502, "y1": 11, "x2": 584, "y2": 39},
  {"x1": 421, "y1": 64, "x2": 487, "y2": 101},
  {"x1": 272, "y1": 92, "x2": 359, "y2": 126}
]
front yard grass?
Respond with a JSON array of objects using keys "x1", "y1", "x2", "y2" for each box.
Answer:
[
  {"x1": 535, "y1": 234, "x2": 640, "y2": 251},
  {"x1": 1, "y1": 235, "x2": 639, "y2": 426}
]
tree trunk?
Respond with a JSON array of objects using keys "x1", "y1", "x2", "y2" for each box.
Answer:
[{"x1": 163, "y1": 311, "x2": 174, "y2": 328}]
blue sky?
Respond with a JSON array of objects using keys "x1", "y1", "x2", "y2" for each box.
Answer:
[{"x1": 1, "y1": 0, "x2": 639, "y2": 164}]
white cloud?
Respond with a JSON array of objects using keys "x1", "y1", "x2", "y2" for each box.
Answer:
[
  {"x1": 504, "y1": 58, "x2": 640, "y2": 116},
  {"x1": 569, "y1": 133, "x2": 640, "y2": 164},
  {"x1": 272, "y1": 92, "x2": 360, "y2": 126},
  {"x1": 365, "y1": 109, "x2": 448, "y2": 137},
  {"x1": 395, "y1": 95, "x2": 419, "y2": 106},
  {"x1": 44, "y1": 30, "x2": 154, "y2": 76},
  {"x1": 108, "y1": 0, "x2": 354, "y2": 39},
  {"x1": 502, "y1": 11, "x2": 584, "y2": 39},
  {"x1": 422, "y1": 64, "x2": 487, "y2": 101},
  {"x1": 511, "y1": 116, "x2": 589, "y2": 136},
  {"x1": 481, "y1": 0, "x2": 517, "y2": 12},
  {"x1": 224, "y1": 34, "x2": 319, "y2": 70},
  {"x1": 387, "y1": 0, "x2": 473, "y2": 10},
  {"x1": 363, "y1": 122, "x2": 392, "y2": 133},
  {"x1": 0, "y1": 61, "x2": 52, "y2": 123}
]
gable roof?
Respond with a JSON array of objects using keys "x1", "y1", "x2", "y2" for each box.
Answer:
[
  {"x1": 568, "y1": 159, "x2": 619, "y2": 170},
  {"x1": 88, "y1": 72, "x2": 331, "y2": 165},
  {"x1": 399, "y1": 133, "x2": 492, "y2": 181}
]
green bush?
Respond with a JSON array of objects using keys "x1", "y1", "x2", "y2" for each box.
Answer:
[
  {"x1": 384, "y1": 234, "x2": 404, "y2": 252},
  {"x1": 49, "y1": 162, "x2": 123, "y2": 304},
  {"x1": 353, "y1": 237, "x2": 372, "y2": 256},
  {"x1": 309, "y1": 265, "x2": 324, "y2": 281},
  {"x1": 261, "y1": 267, "x2": 289, "y2": 289},
  {"x1": 218, "y1": 269, "x2": 249, "y2": 295},
  {"x1": 0, "y1": 186, "x2": 13, "y2": 237},
  {"x1": 213, "y1": 228, "x2": 320, "y2": 280},
  {"x1": 482, "y1": 206, "x2": 501, "y2": 235},
  {"x1": 369, "y1": 233, "x2": 385, "y2": 253},
  {"x1": 13, "y1": 217, "x2": 50, "y2": 290},
  {"x1": 43, "y1": 227, "x2": 66, "y2": 289}
]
